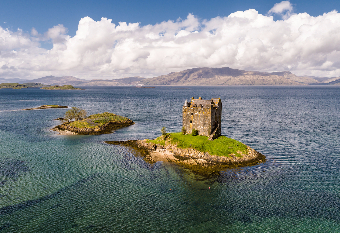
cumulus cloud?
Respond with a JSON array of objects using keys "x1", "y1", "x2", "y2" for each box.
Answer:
[
  {"x1": 45, "y1": 24, "x2": 68, "y2": 43},
  {"x1": 31, "y1": 28, "x2": 39, "y2": 36},
  {"x1": 1, "y1": 4, "x2": 340, "y2": 80},
  {"x1": 268, "y1": 1, "x2": 293, "y2": 19}
]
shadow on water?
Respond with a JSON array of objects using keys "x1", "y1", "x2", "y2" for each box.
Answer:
[
  {"x1": 1, "y1": 157, "x2": 340, "y2": 231},
  {"x1": 0, "y1": 159, "x2": 29, "y2": 187},
  {"x1": 0, "y1": 155, "x2": 340, "y2": 232},
  {"x1": 0, "y1": 175, "x2": 96, "y2": 216}
]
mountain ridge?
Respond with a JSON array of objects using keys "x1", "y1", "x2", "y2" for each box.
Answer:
[
  {"x1": 141, "y1": 67, "x2": 339, "y2": 86},
  {"x1": 3, "y1": 67, "x2": 340, "y2": 86},
  {"x1": 22, "y1": 76, "x2": 145, "y2": 86}
]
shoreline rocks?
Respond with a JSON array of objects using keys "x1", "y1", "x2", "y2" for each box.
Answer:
[
  {"x1": 105, "y1": 139, "x2": 266, "y2": 176},
  {"x1": 52, "y1": 119, "x2": 134, "y2": 135}
]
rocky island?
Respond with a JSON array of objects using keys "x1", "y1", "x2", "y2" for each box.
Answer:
[
  {"x1": 106, "y1": 97, "x2": 266, "y2": 175},
  {"x1": 52, "y1": 111, "x2": 134, "y2": 135},
  {"x1": 23, "y1": 105, "x2": 68, "y2": 110},
  {"x1": 106, "y1": 133, "x2": 265, "y2": 175}
]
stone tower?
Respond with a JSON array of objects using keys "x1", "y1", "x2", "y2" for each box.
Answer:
[{"x1": 182, "y1": 97, "x2": 222, "y2": 139}]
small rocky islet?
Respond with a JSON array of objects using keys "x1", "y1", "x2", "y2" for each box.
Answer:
[
  {"x1": 52, "y1": 112, "x2": 134, "y2": 135},
  {"x1": 106, "y1": 97, "x2": 266, "y2": 174},
  {"x1": 23, "y1": 105, "x2": 68, "y2": 110},
  {"x1": 106, "y1": 134, "x2": 266, "y2": 176}
]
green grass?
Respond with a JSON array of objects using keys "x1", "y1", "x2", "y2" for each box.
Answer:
[
  {"x1": 0, "y1": 83, "x2": 28, "y2": 89},
  {"x1": 46, "y1": 105, "x2": 60, "y2": 108},
  {"x1": 41, "y1": 85, "x2": 81, "y2": 90},
  {"x1": 148, "y1": 133, "x2": 248, "y2": 157},
  {"x1": 88, "y1": 112, "x2": 128, "y2": 123},
  {"x1": 68, "y1": 112, "x2": 128, "y2": 128},
  {"x1": 147, "y1": 136, "x2": 166, "y2": 146},
  {"x1": 69, "y1": 121, "x2": 93, "y2": 129}
]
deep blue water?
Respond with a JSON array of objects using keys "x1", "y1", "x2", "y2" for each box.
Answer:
[{"x1": 0, "y1": 86, "x2": 339, "y2": 232}]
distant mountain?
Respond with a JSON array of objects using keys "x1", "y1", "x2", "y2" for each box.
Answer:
[
  {"x1": 320, "y1": 77, "x2": 340, "y2": 85},
  {"x1": 82, "y1": 77, "x2": 145, "y2": 86},
  {"x1": 28, "y1": 76, "x2": 85, "y2": 85},
  {"x1": 24, "y1": 76, "x2": 145, "y2": 86},
  {"x1": 141, "y1": 67, "x2": 338, "y2": 86},
  {"x1": 2, "y1": 67, "x2": 339, "y2": 86}
]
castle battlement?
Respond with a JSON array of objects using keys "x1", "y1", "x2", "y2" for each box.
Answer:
[{"x1": 183, "y1": 97, "x2": 222, "y2": 139}]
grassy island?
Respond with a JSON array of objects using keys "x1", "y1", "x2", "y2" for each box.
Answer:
[
  {"x1": 147, "y1": 133, "x2": 248, "y2": 158},
  {"x1": 53, "y1": 112, "x2": 134, "y2": 135},
  {"x1": 0, "y1": 83, "x2": 28, "y2": 89},
  {"x1": 24, "y1": 105, "x2": 68, "y2": 110},
  {"x1": 106, "y1": 133, "x2": 265, "y2": 176},
  {"x1": 23, "y1": 83, "x2": 45, "y2": 88},
  {"x1": 41, "y1": 85, "x2": 82, "y2": 90}
]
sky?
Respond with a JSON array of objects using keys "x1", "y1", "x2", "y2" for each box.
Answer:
[{"x1": 1, "y1": 0, "x2": 340, "y2": 80}]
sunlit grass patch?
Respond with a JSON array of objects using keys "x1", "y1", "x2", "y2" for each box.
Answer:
[
  {"x1": 147, "y1": 137, "x2": 166, "y2": 146},
  {"x1": 68, "y1": 112, "x2": 128, "y2": 129},
  {"x1": 46, "y1": 105, "x2": 60, "y2": 108},
  {"x1": 148, "y1": 133, "x2": 248, "y2": 157}
]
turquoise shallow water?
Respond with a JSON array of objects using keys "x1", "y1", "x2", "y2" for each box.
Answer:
[{"x1": 0, "y1": 86, "x2": 340, "y2": 232}]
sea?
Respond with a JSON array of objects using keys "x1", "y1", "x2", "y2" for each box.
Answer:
[{"x1": 0, "y1": 86, "x2": 339, "y2": 232}]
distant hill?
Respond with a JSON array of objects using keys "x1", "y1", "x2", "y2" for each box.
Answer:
[
  {"x1": 25, "y1": 76, "x2": 145, "y2": 86},
  {"x1": 30, "y1": 76, "x2": 85, "y2": 85},
  {"x1": 2, "y1": 67, "x2": 339, "y2": 86},
  {"x1": 81, "y1": 77, "x2": 145, "y2": 86},
  {"x1": 320, "y1": 77, "x2": 340, "y2": 85},
  {"x1": 141, "y1": 67, "x2": 340, "y2": 86}
]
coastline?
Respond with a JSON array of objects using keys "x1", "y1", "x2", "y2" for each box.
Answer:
[
  {"x1": 52, "y1": 129, "x2": 77, "y2": 135},
  {"x1": 105, "y1": 139, "x2": 266, "y2": 176}
]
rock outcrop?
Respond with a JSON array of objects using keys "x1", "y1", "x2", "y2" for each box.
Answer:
[
  {"x1": 106, "y1": 138, "x2": 266, "y2": 176},
  {"x1": 53, "y1": 119, "x2": 134, "y2": 135}
]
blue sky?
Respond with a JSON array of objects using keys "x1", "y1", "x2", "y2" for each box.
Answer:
[
  {"x1": 0, "y1": 0, "x2": 340, "y2": 80},
  {"x1": 1, "y1": 0, "x2": 339, "y2": 36}
]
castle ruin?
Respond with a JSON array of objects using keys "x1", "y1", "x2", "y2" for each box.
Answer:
[{"x1": 182, "y1": 97, "x2": 222, "y2": 140}]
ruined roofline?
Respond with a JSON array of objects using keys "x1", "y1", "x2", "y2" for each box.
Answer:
[
  {"x1": 211, "y1": 98, "x2": 221, "y2": 106},
  {"x1": 184, "y1": 97, "x2": 221, "y2": 108}
]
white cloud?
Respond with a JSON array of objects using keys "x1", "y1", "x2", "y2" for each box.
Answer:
[
  {"x1": 1, "y1": 4, "x2": 340, "y2": 80},
  {"x1": 268, "y1": 1, "x2": 293, "y2": 19},
  {"x1": 45, "y1": 24, "x2": 68, "y2": 44},
  {"x1": 31, "y1": 28, "x2": 38, "y2": 36}
]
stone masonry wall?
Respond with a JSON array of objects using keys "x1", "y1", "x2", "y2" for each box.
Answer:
[{"x1": 183, "y1": 97, "x2": 222, "y2": 137}]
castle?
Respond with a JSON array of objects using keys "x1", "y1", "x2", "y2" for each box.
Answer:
[{"x1": 182, "y1": 97, "x2": 222, "y2": 140}]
